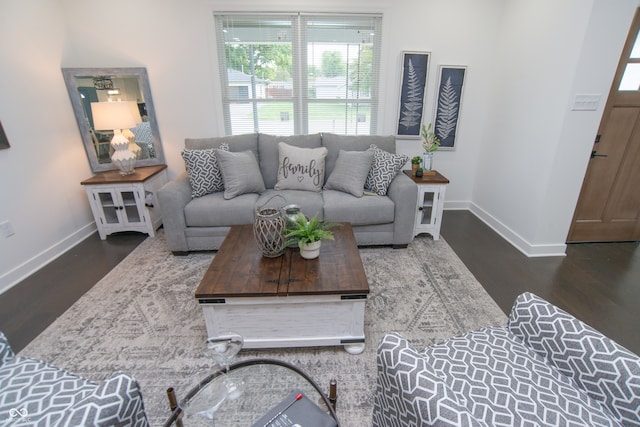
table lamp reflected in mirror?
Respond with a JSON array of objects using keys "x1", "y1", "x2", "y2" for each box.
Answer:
[{"x1": 91, "y1": 101, "x2": 141, "y2": 175}]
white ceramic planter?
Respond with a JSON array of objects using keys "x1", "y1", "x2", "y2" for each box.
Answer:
[{"x1": 299, "y1": 240, "x2": 321, "y2": 259}]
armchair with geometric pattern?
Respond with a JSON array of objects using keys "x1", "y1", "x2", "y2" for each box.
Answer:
[
  {"x1": 373, "y1": 293, "x2": 640, "y2": 426},
  {"x1": 0, "y1": 332, "x2": 149, "y2": 426}
]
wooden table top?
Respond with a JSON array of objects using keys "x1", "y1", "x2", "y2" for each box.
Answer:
[
  {"x1": 402, "y1": 169, "x2": 449, "y2": 184},
  {"x1": 195, "y1": 223, "x2": 369, "y2": 299},
  {"x1": 81, "y1": 164, "x2": 167, "y2": 185}
]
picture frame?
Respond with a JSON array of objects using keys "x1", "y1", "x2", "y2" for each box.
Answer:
[
  {"x1": 0, "y1": 121, "x2": 9, "y2": 150},
  {"x1": 396, "y1": 51, "x2": 430, "y2": 138},
  {"x1": 433, "y1": 65, "x2": 466, "y2": 149}
]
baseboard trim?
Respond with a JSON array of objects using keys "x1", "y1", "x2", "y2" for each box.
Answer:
[
  {"x1": 0, "y1": 223, "x2": 97, "y2": 295},
  {"x1": 443, "y1": 201, "x2": 567, "y2": 257},
  {"x1": 463, "y1": 203, "x2": 566, "y2": 258}
]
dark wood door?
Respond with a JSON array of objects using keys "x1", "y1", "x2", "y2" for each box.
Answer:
[{"x1": 567, "y1": 8, "x2": 640, "y2": 242}]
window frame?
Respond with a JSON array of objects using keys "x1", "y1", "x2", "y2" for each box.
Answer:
[{"x1": 214, "y1": 12, "x2": 382, "y2": 136}]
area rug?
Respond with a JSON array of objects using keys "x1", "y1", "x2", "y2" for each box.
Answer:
[{"x1": 19, "y1": 231, "x2": 506, "y2": 426}]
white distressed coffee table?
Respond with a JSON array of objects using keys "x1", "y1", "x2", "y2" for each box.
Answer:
[{"x1": 195, "y1": 223, "x2": 370, "y2": 354}]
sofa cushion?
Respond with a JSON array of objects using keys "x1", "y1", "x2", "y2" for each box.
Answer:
[
  {"x1": 182, "y1": 143, "x2": 229, "y2": 198},
  {"x1": 322, "y1": 190, "x2": 394, "y2": 225},
  {"x1": 185, "y1": 192, "x2": 258, "y2": 227},
  {"x1": 365, "y1": 145, "x2": 409, "y2": 196},
  {"x1": 324, "y1": 150, "x2": 374, "y2": 197},
  {"x1": 256, "y1": 190, "x2": 325, "y2": 220},
  {"x1": 321, "y1": 133, "x2": 396, "y2": 181},
  {"x1": 216, "y1": 150, "x2": 266, "y2": 200},
  {"x1": 258, "y1": 134, "x2": 322, "y2": 188},
  {"x1": 185, "y1": 133, "x2": 259, "y2": 159},
  {"x1": 423, "y1": 326, "x2": 623, "y2": 427},
  {"x1": 274, "y1": 142, "x2": 328, "y2": 192}
]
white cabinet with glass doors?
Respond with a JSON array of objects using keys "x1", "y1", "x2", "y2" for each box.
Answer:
[{"x1": 81, "y1": 165, "x2": 167, "y2": 240}]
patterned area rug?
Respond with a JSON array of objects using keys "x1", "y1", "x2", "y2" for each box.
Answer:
[{"x1": 19, "y1": 231, "x2": 506, "y2": 426}]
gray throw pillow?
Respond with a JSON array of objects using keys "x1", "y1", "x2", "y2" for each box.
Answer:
[
  {"x1": 182, "y1": 143, "x2": 229, "y2": 198},
  {"x1": 275, "y1": 142, "x2": 328, "y2": 192},
  {"x1": 324, "y1": 150, "x2": 374, "y2": 197},
  {"x1": 215, "y1": 149, "x2": 266, "y2": 200},
  {"x1": 365, "y1": 144, "x2": 409, "y2": 196}
]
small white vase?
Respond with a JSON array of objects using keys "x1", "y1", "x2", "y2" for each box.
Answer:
[
  {"x1": 299, "y1": 240, "x2": 322, "y2": 259},
  {"x1": 422, "y1": 152, "x2": 434, "y2": 171}
]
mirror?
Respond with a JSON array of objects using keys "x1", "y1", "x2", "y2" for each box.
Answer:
[{"x1": 62, "y1": 67, "x2": 165, "y2": 173}]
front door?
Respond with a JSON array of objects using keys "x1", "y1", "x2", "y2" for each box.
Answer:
[{"x1": 567, "y1": 8, "x2": 640, "y2": 243}]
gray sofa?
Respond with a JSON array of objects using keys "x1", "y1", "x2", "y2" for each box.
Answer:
[
  {"x1": 373, "y1": 292, "x2": 640, "y2": 426},
  {"x1": 158, "y1": 132, "x2": 417, "y2": 254},
  {"x1": 0, "y1": 332, "x2": 148, "y2": 426}
]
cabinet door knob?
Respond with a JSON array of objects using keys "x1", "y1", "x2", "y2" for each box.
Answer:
[{"x1": 418, "y1": 207, "x2": 423, "y2": 211}]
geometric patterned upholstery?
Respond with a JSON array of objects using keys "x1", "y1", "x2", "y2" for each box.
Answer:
[
  {"x1": 373, "y1": 293, "x2": 640, "y2": 427},
  {"x1": 508, "y1": 292, "x2": 640, "y2": 426},
  {"x1": 374, "y1": 333, "x2": 485, "y2": 427},
  {"x1": 0, "y1": 332, "x2": 148, "y2": 426}
]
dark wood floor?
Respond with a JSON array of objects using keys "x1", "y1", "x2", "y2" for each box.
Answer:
[{"x1": 1, "y1": 210, "x2": 638, "y2": 355}]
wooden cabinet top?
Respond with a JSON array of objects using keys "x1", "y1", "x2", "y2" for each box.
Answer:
[
  {"x1": 81, "y1": 164, "x2": 167, "y2": 185},
  {"x1": 403, "y1": 169, "x2": 450, "y2": 184}
]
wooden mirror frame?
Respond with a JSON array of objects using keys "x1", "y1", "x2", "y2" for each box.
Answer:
[{"x1": 62, "y1": 67, "x2": 165, "y2": 173}]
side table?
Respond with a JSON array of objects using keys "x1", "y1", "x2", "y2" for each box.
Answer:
[
  {"x1": 403, "y1": 170, "x2": 450, "y2": 240},
  {"x1": 81, "y1": 165, "x2": 168, "y2": 240}
]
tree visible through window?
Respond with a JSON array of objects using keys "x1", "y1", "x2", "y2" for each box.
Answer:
[{"x1": 215, "y1": 13, "x2": 382, "y2": 135}]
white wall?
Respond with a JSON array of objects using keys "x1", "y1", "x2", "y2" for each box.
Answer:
[
  {"x1": 0, "y1": 0, "x2": 636, "y2": 294},
  {"x1": 472, "y1": 0, "x2": 637, "y2": 256},
  {"x1": 0, "y1": 0, "x2": 95, "y2": 292}
]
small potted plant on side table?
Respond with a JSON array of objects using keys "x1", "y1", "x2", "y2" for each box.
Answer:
[
  {"x1": 411, "y1": 156, "x2": 422, "y2": 176},
  {"x1": 282, "y1": 212, "x2": 339, "y2": 259}
]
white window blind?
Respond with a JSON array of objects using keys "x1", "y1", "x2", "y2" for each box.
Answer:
[{"x1": 215, "y1": 13, "x2": 382, "y2": 135}]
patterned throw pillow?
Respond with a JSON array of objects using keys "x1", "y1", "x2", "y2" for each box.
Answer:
[
  {"x1": 365, "y1": 144, "x2": 409, "y2": 196},
  {"x1": 182, "y1": 143, "x2": 229, "y2": 198},
  {"x1": 275, "y1": 142, "x2": 328, "y2": 192}
]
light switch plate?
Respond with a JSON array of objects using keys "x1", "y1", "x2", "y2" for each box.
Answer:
[{"x1": 572, "y1": 94, "x2": 601, "y2": 111}]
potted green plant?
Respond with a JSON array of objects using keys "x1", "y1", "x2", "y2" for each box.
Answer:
[
  {"x1": 282, "y1": 212, "x2": 339, "y2": 259},
  {"x1": 411, "y1": 156, "x2": 422, "y2": 176},
  {"x1": 415, "y1": 167, "x2": 424, "y2": 178}
]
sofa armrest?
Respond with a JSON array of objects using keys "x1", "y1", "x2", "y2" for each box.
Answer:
[
  {"x1": 373, "y1": 333, "x2": 484, "y2": 427},
  {"x1": 0, "y1": 332, "x2": 14, "y2": 365},
  {"x1": 508, "y1": 292, "x2": 640, "y2": 424},
  {"x1": 61, "y1": 372, "x2": 149, "y2": 427},
  {"x1": 157, "y1": 172, "x2": 193, "y2": 253},
  {"x1": 386, "y1": 173, "x2": 418, "y2": 246}
]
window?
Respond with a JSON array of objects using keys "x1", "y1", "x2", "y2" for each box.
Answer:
[{"x1": 215, "y1": 13, "x2": 382, "y2": 135}]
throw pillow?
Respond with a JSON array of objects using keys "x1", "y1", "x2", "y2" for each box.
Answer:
[
  {"x1": 182, "y1": 143, "x2": 229, "y2": 198},
  {"x1": 275, "y1": 142, "x2": 328, "y2": 192},
  {"x1": 215, "y1": 149, "x2": 266, "y2": 200},
  {"x1": 365, "y1": 144, "x2": 409, "y2": 196},
  {"x1": 324, "y1": 150, "x2": 374, "y2": 197}
]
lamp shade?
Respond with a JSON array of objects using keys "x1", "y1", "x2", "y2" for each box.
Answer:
[{"x1": 91, "y1": 101, "x2": 140, "y2": 131}]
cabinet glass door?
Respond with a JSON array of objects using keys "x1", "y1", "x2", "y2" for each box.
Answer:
[
  {"x1": 419, "y1": 190, "x2": 436, "y2": 226},
  {"x1": 119, "y1": 191, "x2": 142, "y2": 224},
  {"x1": 97, "y1": 191, "x2": 120, "y2": 224}
]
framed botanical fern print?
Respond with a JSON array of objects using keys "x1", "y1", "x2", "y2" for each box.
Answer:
[
  {"x1": 433, "y1": 65, "x2": 466, "y2": 149},
  {"x1": 396, "y1": 51, "x2": 430, "y2": 138}
]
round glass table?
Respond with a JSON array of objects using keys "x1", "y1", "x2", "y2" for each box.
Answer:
[{"x1": 164, "y1": 358, "x2": 339, "y2": 426}]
